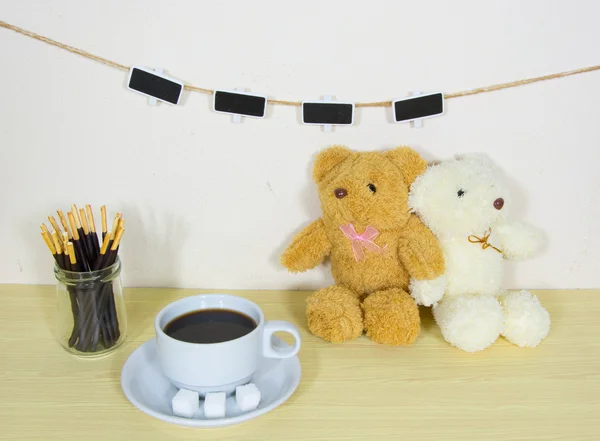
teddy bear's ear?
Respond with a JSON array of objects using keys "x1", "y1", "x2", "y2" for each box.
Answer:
[
  {"x1": 457, "y1": 153, "x2": 496, "y2": 171},
  {"x1": 312, "y1": 145, "x2": 353, "y2": 183},
  {"x1": 385, "y1": 147, "x2": 427, "y2": 186}
]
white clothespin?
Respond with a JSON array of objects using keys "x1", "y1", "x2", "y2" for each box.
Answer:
[
  {"x1": 231, "y1": 88, "x2": 245, "y2": 124},
  {"x1": 147, "y1": 68, "x2": 163, "y2": 106},
  {"x1": 302, "y1": 95, "x2": 354, "y2": 130},
  {"x1": 410, "y1": 91, "x2": 423, "y2": 128},
  {"x1": 322, "y1": 95, "x2": 333, "y2": 132}
]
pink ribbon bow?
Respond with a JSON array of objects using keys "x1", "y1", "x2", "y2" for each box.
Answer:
[{"x1": 339, "y1": 224, "x2": 388, "y2": 262}]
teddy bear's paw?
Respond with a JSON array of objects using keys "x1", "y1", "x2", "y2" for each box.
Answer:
[
  {"x1": 409, "y1": 275, "x2": 446, "y2": 307},
  {"x1": 433, "y1": 295, "x2": 504, "y2": 352},
  {"x1": 500, "y1": 290, "x2": 550, "y2": 348},
  {"x1": 496, "y1": 221, "x2": 545, "y2": 260},
  {"x1": 362, "y1": 289, "x2": 420, "y2": 346},
  {"x1": 306, "y1": 286, "x2": 363, "y2": 343}
]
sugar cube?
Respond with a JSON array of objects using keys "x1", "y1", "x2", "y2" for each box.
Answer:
[
  {"x1": 203, "y1": 392, "x2": 226, "y2": 419},
  {"x1": 172, "y1": 388, "x2": 199, "y2": 418},
  {"x1": 235, "y1": 383, "x2": 261, "y2": 412}
]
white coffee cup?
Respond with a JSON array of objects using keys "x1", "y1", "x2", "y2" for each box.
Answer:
[{"x1": 154, "y1": 293, "x2": 301, "y2": 395}]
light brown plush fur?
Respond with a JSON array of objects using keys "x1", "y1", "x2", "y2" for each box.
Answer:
[{"x1": 281, "y1": 146, "x2": 445, "y2": 345}]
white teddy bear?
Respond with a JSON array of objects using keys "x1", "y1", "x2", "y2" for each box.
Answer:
[{"x1": 408, "y1": 154, "x2": 550, "y2": 352}]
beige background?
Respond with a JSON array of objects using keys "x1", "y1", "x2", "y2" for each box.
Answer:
[{"x1": 0, "y1": 0, "x2": 598, "y2": 289}]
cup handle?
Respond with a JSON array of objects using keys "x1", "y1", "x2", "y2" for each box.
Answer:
[{"x1": 262, "y1": 320, "x2": 301, "y2": 359}]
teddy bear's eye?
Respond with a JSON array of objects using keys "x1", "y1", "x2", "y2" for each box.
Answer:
[
  {"x1": 457, "y1": 189, "x2": 466, "y2": 198},
  {"x1": 367, "y1": 183, "x2": 377, "y2": 193}
]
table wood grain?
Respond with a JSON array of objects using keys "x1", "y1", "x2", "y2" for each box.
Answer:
[{"x1": 0, "y1": 285, "x2": 598, "y2": 440}]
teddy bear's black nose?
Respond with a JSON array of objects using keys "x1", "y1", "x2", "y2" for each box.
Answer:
[
  {"x1": 334, "y1": 188, "x2": 348, "y2": 199},
  {"x1": 494, "y1": 198, "x2": 504, "y2": 210}
]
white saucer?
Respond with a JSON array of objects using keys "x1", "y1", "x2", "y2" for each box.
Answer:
[{"x1": 120, "y1": 337, "x2": 302, "y2": 428}]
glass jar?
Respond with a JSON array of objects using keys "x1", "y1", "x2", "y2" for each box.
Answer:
[{"x1": 54, "y1": 258, "x2": 127, "y2": 357}]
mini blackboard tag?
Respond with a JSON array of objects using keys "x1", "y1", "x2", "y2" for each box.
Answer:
[
  {"x1": 127, "y1": 66, "x2": 184, "y2": 105},
  {"x1": 213, "y1": 90, "x2": 267, "y2": 119},
  {"x1": 392, "y1": 92, "x2": 444, "y2": 123},
  {"x1": 302, "y1": 101, "x2": 355, "y2": 127}
]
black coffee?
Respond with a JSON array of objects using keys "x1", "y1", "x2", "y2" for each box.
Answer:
[{"x1": 164, "y1": 309, "x2": 257, "y2": 344}]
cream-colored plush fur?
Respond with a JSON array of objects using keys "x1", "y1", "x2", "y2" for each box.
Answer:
[{"x1": 408, "y1": 154, "x2": 550, "y2": 352}]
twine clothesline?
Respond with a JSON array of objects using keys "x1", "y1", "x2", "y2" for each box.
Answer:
[{"x1": 1, "y1": 19, "x2": 599, "y2": 107}]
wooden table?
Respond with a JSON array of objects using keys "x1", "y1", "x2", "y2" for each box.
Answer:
[{"x1": 1, "y1": 286, "x2": 599, "y2": 440}]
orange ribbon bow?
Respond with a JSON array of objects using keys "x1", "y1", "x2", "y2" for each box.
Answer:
[{"x1": 468, "y1": 229, "x2": 503, "y2": 254}]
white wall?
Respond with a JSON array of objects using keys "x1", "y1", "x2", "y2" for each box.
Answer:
[{"x1": 1, "y1": 0, "x2": 599, "y2": 290}]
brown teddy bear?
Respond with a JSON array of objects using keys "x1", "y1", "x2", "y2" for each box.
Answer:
[{"x1": 281, "y1": 145, "x2": 446, "y2": 345}]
